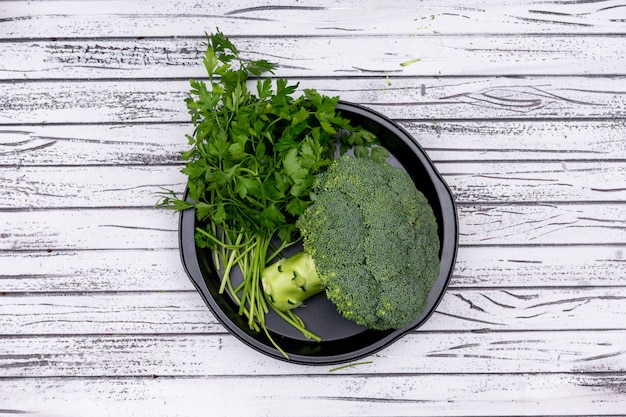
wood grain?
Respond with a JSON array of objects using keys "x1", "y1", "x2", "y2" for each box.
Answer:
[
  {"x1": 452, "y1": 246, "x2": 626, "y2": 287},
  {"x1": 1, "y1": 162, "x2": 625, "y2": 208},
  {"x1": 2, "y1": 77, "x2": 626, "y2": 125},
  {"x1": 2, "y1": 0, "x2": 625, "y2": 38},
  {"x1": 2, "y1": 120, "x2": 626, "y2": 167},
  {"x1": 1, "y1": 287, "x2": 625, "y2": 335},
  {"x1": 0, "y1": 249, "x2": 190, "y2": 292},
  {"x1": 0, "y1": 373, "x2": 624, "y2": 417},
  {"x1": 1, "y1": 203, "x2": 625, "y2": 251},
  {"x1": 1, "y1": 331, "x2": 625, "y2": 377},
  {"x1": 0, "y1": 208, "x2": 179, "y2": 251},
  {"x1": 3, "y1": 35, "x2": 626, "y2": 80},
  {"x1": 2, "y1": 246, "x2": 625, "y2": 292},
  {"x1": 2, "y1": 0, "x2": 625, "y2": 415},
  {"x1": 0, "y1": 124, "x2": 187, "y2": 166}
]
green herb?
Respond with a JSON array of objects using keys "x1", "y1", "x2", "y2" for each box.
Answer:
[
  {"x1": 400, "y1": 58, "x2": 421, "y2": 67},
  {"x1": 329, "y1": 361, "x2": 373, "y2": 372},
  {"x1": 157, "y1": 29, "x2": 386, "y2": 358}
]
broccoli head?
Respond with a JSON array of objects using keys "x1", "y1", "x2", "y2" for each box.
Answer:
[{"x1": 261, "y1": 155, "x2": 440, "y2": 331}]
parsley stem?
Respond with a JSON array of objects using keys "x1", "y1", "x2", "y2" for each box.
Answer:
[
  {"x1": 218, "y1": 233, "x2": 244, "y2": 295},
  {"x1": 194, "y1": 227, "x2": 247, "y2": 250},
  {"x1": 271, "y1": 307, "x2": 321, "y2": 342},
  {"x1": 267, "y1": 237, "x2": 302, "y2": 262}
]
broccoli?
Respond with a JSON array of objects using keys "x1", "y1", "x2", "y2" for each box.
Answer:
[{"x1": 261, "y1": 155, "x2": 440, "y2": 331}]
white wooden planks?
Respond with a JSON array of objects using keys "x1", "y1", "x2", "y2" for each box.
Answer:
[
  {"x1": 2, "y1": 0, "x2": 626, "y2": 38},
  {"x1": 0, "y1": 373, "x2": 625, "y2": 417},
  {"x1": 1, "y1": 331, "x2": 625, "y2": 377},
  {"x1": 2, "y1": 0, "x2": 626, "y2": 415},
  {"x1": 2, "y1": 120, "x2": 626, "y2": 167},
  {"x1": 4, "y1": 35, "x2": 626, "y2": 80},
  {"x1": 2, "y1": 245, "x2": 625, "y2": 292},
  {"x1": 2, "y1": 287, "x2": 626, "y2": 335},
  {"x1": 2, "y1": 162, "x2": 626, "y2": 208},
  {"x1": 0, "y1": 249, "x2": 191, "y2": 292},
  {"x1": 3, "y1": 77, "x2": 626, "y2": 124},
  {"x1": 1, "y1": 203, "x2": 624, "y2": 251}
]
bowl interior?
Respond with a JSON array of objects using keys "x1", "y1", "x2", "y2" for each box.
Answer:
[{"x1": 179, "y1": 102, "x2": 458, "y2": 365}]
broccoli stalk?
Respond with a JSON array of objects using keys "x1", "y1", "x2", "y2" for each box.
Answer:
[
  {"x1": 261, "y1": 251, "x2": 323, "y2": 311},
  {"x1": 261, "y1": 155, "x2": 441, "y2": 332}
]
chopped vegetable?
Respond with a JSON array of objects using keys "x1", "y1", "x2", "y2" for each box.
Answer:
[{"x1": 262, "y1": 156, "x2": 440, "y2": 330}]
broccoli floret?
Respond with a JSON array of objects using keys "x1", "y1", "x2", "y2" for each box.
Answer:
[{"x1": 261, "y1": 155, "x2": 440, "y2": 331}]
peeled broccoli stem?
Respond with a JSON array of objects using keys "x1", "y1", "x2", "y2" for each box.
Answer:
[{"x1": 262, "y1": 251, "x2": 323, "y2": 312}]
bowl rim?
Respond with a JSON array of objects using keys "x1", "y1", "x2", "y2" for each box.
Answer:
[{"x1": 178, "y1": 100, "x2": 459, "y2": 365}]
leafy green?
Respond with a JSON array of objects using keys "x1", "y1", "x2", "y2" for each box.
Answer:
[{"x1": 157, "y1": 29, "x2": 387, "y2": 358}]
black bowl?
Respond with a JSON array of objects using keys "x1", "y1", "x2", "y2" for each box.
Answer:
[{"x1": 179, "y1": 101, "x2": 458, "y2": 365}]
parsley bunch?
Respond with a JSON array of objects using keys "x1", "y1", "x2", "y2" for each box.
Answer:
[{"x1": 159, "y1": 30, "x2": 386, "y2": 357}]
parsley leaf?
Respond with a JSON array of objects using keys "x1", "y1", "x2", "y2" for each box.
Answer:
[{"x1": 157, "y1": 29, "x2": 385, "y2": 356}]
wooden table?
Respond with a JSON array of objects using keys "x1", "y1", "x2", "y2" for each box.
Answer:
[{"x1": 2, "y1": 1, "x2": 626, "y2": 415}]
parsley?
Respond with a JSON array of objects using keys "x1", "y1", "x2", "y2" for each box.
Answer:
[
  {"x1": 400, "y1": 58, "x2": 421, "y2": 67},
  {"x1": 158, "y1": 29, "x2": 387, "y2": 358}
]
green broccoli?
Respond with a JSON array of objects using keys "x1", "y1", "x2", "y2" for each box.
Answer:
[{"x1": 261, "y1": 155, "x2": 440, "y2": 331}]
